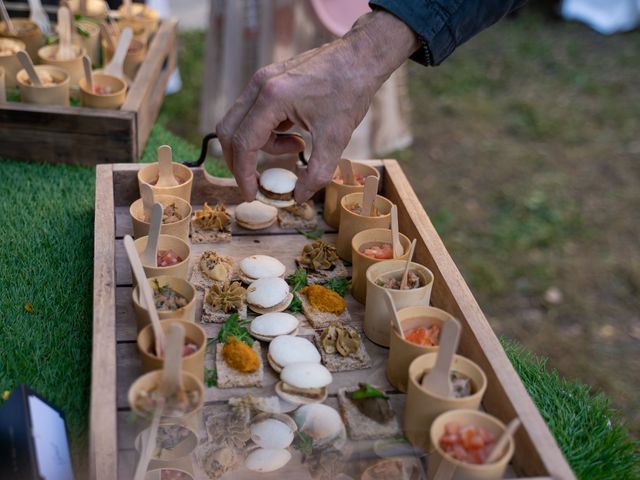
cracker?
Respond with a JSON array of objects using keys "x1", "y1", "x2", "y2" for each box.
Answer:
[
  {"x1": 189, "y1": 252, "x2": 238, "y2": 292},
  {"x1": 313, "y1": 330, "x2": 371, "y2": 372},
  {"x1": 295, "y1": 259, "x2": 349, "y2": 285},
  {"x1": 215, "y1": 342, "x2": 264, "y2": 388},
  {"x1": 277, "y1": 209, "x2": 318, "y2": 230},
  {"x1": 201, "y1": 302, "x2": 248, "y2": 324},
  {"x1": 190, "y1": 220, "x2": 232, "y2": 244},
  {"x1": 296, "y1": 291, "x2": 351, "y2": 328},
  {"x1": 337, "y1": 388, "x2": 401, "y2": 441}
]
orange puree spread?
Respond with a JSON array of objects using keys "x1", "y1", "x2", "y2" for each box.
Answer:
[
  {"x1": 222, "y1": 336, "x2": 259, "y2": 372},
  {"x1": 301, "y1": 284, "x2": 345, "y2": 315}
]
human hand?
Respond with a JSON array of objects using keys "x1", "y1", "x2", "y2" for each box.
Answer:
[{"x1": 217, "y1": 10, "x2": 419, "y2": 203}]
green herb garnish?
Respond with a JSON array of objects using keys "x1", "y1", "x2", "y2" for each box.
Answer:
[
  {"x1": 286, "y1": 268, "x2": 308, "y2": 313},
  {"x1": 216, "y1": 313, "x2": 253, "y2": 346},
  {"x1": 205, "y1": 368, "x2": 217, "y2": 387},
  {"x1": 351, "y1": 384, "x2": 388, "y2": 400},
  {"x1": 293, "y1": 430, "x2": 314, "y2": 458},
  {"x1": 324, "y1": 278, "x2": 350, "y2": 297},
  {"x1": 297, "y1": 228, "x2": 324, "y2": 240}
]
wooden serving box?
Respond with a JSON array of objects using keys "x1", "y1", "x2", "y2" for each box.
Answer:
[
  {"x1": 0, "y1": 4, "x2": 177, "y2": 165},
  {"x1": 92, "y1": 161, "x2": 576, "y2": 480}
]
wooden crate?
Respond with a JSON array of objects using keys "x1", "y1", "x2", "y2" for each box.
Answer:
[
  {"x1": 92, "y1": 161, "x2": 576, "y2": 480},
  {"x1": 0, "y1": 6, "x2": 177, "y2": 165}
]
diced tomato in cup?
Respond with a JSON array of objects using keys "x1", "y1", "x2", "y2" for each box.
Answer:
[{"x1": 438, "y1": 423, "x2": 497, "y2": 465}]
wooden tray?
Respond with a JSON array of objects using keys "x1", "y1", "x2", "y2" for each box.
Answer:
[
  {"x1": 0, "y1": 5, "x2": 177, "y2": 165},
  {"x1": 91, "y1": 161, "x2": 575, "y2": 480}
]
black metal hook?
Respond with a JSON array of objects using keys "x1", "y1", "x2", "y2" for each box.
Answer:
[{"x1": 180, "y1": 132, "x2": 308, "y2": 168}]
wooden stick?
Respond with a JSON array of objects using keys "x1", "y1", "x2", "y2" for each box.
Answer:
[
  {"x1": 132, "y1": 397, "x2": 163, "y2": 480},
  {"x1": 0, "y1": 0, "x2": 16, "y2": 35},
  {"x1": 141, "y1": 203, "x2": 163, "y2": 267},
  {"x1": 362, "y1": 175, "x2": 378, "y2": 217},
  {"x1": 56, "y1": 6, "x2": 75, "y2": 61},
  {"x1": 82, "y1": 55, "x2": 93, "y2": 92},
  {"x1": 100, "y1": 23, "x2": 116, "y2": 52},
  {"x1": 16, "y1": 51, "x2": 41, "y2": 86},
  {"x1": 421, "y1": 318, "x2": 461, "y2": 396},
  {"x1": 391, "y1": 204, "x2": 402, "y2": 258},
  {"x1": 139, "y1": 182, "x2": 154, "y2": 219},
  {"x1": 156, "y1": 145, "x2": 179, "y2": 187},
  {"x1": 486, "y1": 418, "x2": 521, "y2": 464},
  {"x1": 384, "y1": 290, "x2": 404, "y2": 339},
  {"x1": 161, "y1": 323, "x2": 185, "y2": 396},
  {"x1": 400, "y1": 239, "x2": 417, "y2": 289},
  {"x1": 123, "y1": 235, "x2": 165, "y2": 356},
  {"x1": 338, "y1": 159, "x2": 355, "y2": 185}
]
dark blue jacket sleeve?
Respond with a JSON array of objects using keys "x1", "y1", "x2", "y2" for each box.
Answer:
[{"x1": 369, "y1": 0, "x2": 527, "y2": 66}]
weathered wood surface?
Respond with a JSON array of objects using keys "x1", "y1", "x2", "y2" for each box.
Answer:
[{"x1": 92, "y1": 161, "x2": 575, "y2": 480}]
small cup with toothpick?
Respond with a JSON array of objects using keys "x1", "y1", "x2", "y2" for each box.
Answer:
[
  {"x1": 16, "y1": 50, "x2": 70, "y2": 105},
  {"x1": 0, "y1": 37, "x2": 26, "y2": 88},
  {"x1": 138, "y1": 145, "x2": 194, "y2": 202},
  {"x1": 79, "y1": 55, "x2": 127, "y2": 109},
  {"x1": 132, "y1": 276, "x2": 197, "y2": 332},
  {"x1": 0, "y1": 10, "x2": 43, "y2": 59}
]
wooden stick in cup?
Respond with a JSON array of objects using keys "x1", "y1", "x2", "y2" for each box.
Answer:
[
  {"x1": 400, "y1": 239, "x2": 417, "y2": 289},
  {"x1": 103, "y1": 27, "x2": 132, "y2": 80},
  {"x1": 361, "y1": 175, "x2": 378, "y2": 217},
  {"x1": 384, "y1": 290, "x2": 405, "y2": 339},
  {"x1": 391, "y1": 204, "x2": 402, "y2": 258},
  {"x1": 486, "y1": 417, "x2": 521, "y2": 464},
  {"x1": 161, "y1": 323, "x2": 185, "y2": 397},
  {"x1": 100, "y1": 23, "x2": 116, "y2": 52},
  {"x1": 0, "y1": 0, "x2": 17, "y2": 35},
  {"x1": 132, "y1": 397, "x2": 164, "y2": 480},
  {"x1": 123, "y1": 235, "x2": 165, "y2": 357},
  {"x1": 156, "y1": 145, "x2": 179, "y2": 187},
  {"x1": 141, "y1": 203, "x2": 163, "y2": 268},
  {"x1": 16, "y1": 51, "x2": 42, "y2": 86},
  {"x1": 421, "y1": 318, "x2": 461, "y2": 396},
  {"x1": 338, "y1": 159, "x2": 355, "y2": 185},
  {"x1": 82, "y1": 55, "x2": 93, "y2": 92},
  {"x1": 139, "y1": 182, "x2": 154, "y2": 220},
  {"x1": 56, "y1": 6, "x2": 75, "y2": 61}
]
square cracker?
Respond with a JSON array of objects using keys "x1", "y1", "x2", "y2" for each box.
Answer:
[
  {"x1": 189, "y1": 252, "x2": 238, "y2": 292},
  {"x1": 190, "y1": 220, "x2": 232, "y2": 244},
  {"x1": 201, "y1": 302, "x2": 248, "y2": 324},
  {"x1": 215, "y1": 341, "x2": 263, "y2": 388},
  {"x1": 295, "y1": 259, "x2": 349, "y2": 285},
  {"x1": 313, "y1": 330, "x2": 371, "y2": 372},
  {"x1": 277, "y1": 208, "x2": 318, "y2": 230},
  {"x1": 296, "y1": 291, "x2": 351, "y2": 329},
  {"x1": 337, "y1": 387, "x2": 402, "y2": 441}
]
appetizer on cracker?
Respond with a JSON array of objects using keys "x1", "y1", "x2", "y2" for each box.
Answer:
[
  {"x1": 297, "y1": 240, "x2": 348, "y2": 284},
  {"x1": 296, "y1": 283, "x2": 351, "y2": 328},
  {"x1": 314, "y1": 324, "x2": 371, "y2": 372},
  {"x1": 278, "y1": 201, "x2": 318, "y2": 230},
  {"x1": 191, "y1": 202, "x2": 232, "y2": 243},
  {"x1": 190, "y1": 250, "x2": 236, "y2": 291},
  {"x1": 215, "y1": 329, "x2": 264, "y2": 388},
  {"x1": 337, "y1": 384, "x2": 401, "y2": 440},
  {"x1": 202, "y1": 281, "x2": 247, "y2": 323}
]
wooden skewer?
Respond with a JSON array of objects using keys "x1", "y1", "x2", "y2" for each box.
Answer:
[
  {"x1": 486, "y1": 418, "x2": 521, "y2": 464},
  {"x1": 400, "y1": 239, "x2": 417, "y2": 289},
  {"x1": 338, "y1": 159, "x2": 355, "y2": 185},
  {"x1": 391, "y1": 204, "x2": 402, "y2": 258},
  {"x1": 361, "y1": 175, "x2": 378, "y2": 217},
  {"x1": 384, "y1": 290, "x2": 405, "y2": 339}
]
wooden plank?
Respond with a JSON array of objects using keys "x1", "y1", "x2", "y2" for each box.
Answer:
[
  {"x1": 122, "y1": 19, "x2": 178, "y2": 158},
  {"x1": 382, "y1": 160, "x2": 574, "y2": 480},
  {"x1": 90, "y1": 165, "x2": 117, "y2": 480}
]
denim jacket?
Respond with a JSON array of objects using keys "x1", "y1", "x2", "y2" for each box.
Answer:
[{"x1": 370, "y1": 0, "x2": 527, "y2": 65}]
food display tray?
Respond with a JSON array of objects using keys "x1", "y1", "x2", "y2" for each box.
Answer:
[
  {"x1": 0, "y1": 5, "x2": 176, "y2": 165},
  {"x1": 91, "y1": 161, "x2": 575, "y2": 480}
]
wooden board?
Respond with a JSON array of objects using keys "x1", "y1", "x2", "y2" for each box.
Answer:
[
  {"x1": 91, "y1": 162, "x2": 575, "y2": 480},
  {"x1": 0, "y1": 8, "x2": 177, "y2": 165}
]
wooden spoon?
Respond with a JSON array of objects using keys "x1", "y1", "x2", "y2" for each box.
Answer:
[
  {"x1": 0, "y1": 0, "x2": 16, "y2": 35},
  {"x1": 56, "y1": 6, "x2": 75, "y2": 61},
  {"x1": 156, "y1": 145, "x2": 179, "y2": 187},
  {"x1": 123, "y1": 235, "x2": 165, "y2": 356},
  {"x1": 139, "y1": 182, "x2": 154, "y2": 220},
  {"x1": 27, "y1": 0, "x2": 52, "y2": 35},
  {"x1": 161, "y1": 323, "x2": 185, "y2": 397},
  {"x1": 400, "y1": 239, "x2": 417, "y2": 289},
  {"x1": 384, "y1": 290, "x2": 405, "y2": 339},
  {"x1": 391, "y1": 204, "x2": 402, "y2": 258},
  {"x1": 420, "y1": 318, "x2": 461, "y2": 396},
  {"x1": 82, "y1": 55, "x2": 93, "y2": 92},
  {"x1": 141, "y1": 203, "x2": 163, "y2": 268},
  {"x1": 103, "y1": 26, "x2": 132, "y2": 80},
  {"x1": 486, "y1": 418, "x2": 521, "y2": 464},
  {"x1": 361, "y1": 175, "x2": 378, "y2": 217},
  {"x1": 16, "y1": 51, "x2": 41, "y2": 86},
  {"x1": 133, "y1": 397, "x2": 164, "y2": 480},
  {"x1": 338, "y1": 159, "x2": 355, "y2": 185}
]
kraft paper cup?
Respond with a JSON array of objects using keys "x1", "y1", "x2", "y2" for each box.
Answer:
[
  {"x1": 137, "y1": 320, "x2": 206, "y2": 381},
  {"x1": 386, "y1": 306, "x2": 454, "y2": 392},
  {"x1": 138, "y1": 162, "x2": 194, "y2": 203},
  {"x1": 364, "y1": 260, "x2": 434, "y2": 346},
  {"x1": 133, "y1": 234, "x2": 191, "y2": 281},
  {"x1": 404, "y1": 353, "x2": 487, "y2": 450},
  {"x1": 74, "y1": 20, "x2": 101, "y2": 65},
  {"x1": 130, "y1": 194, "x2": 192, "y2": 241},
  {"x1": 102, "y1": 37, "x2": 146, "y2": 80},
  {"x1": 68, "y1": 0, "x2": 108, "y2": 21},
  {"x1": 132, "y1": 276, "x2": 197, "y2": 332},
  {"x1": 79, "y1": 73, "x2": 126, "y2": 109},
  {"x1": 428, "y1": 410, "x2": 514, "y2": 480},
  {"x1": 323, "y1": 161, "x2": 380, "y2": 229},
  {"x1": 350, "y1": 228, "x2": 410, "y2": 304},
  {"x1": 336, "y1": 192, "x2": 393, "y2": 262},
  {"x1": 0, "y1": 38, "x2": 26, "y2": 87},
  {"x1": 135, "y1": 423, "x2": 197, "y2": 476},
  {"x1": 128, "y1": 369, "x2": 204, "y2": 426},
  {"x1": 17, "y1": 66, "x2": 70, "y2": 106},
  {"x1": 116, "y1": 18, "x2": 151, "y2": 47},
  {"x1": 0, "y1": 19, "x2": 42, "y2": 58},
  {"x1": 145, "y1": 468, "x2": 194, "y2": 480},
  {"x1": 38, "y1": 44, "x2": 86, "y2": 90},
  {"x1": 118, "y1": 3, "x2": 160, "y2": 35}
]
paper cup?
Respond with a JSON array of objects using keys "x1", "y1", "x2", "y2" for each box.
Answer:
[
  {"x1": 132, "y1": 276, "x2": 197, "y2": 332},
  {"x1": 336, "y1": 192, "x2": 393, "y2": 262},
  {"x1": 0, "y1": 38, "x2": 26, "y2": 88},
  {"x1": 364, "y1": 260, "x2": 434, "y2": 346},
  {"x1": 386, "y1": 306, "x2": 454, "y2": 392},
  {"x1": 68, "y1": 0, "x2": 108, "y2": 21},
  {"x1": 79, "y1": 73, "x2": 126, "y2": 109},
  {"x1": 116, "y1": 18, "x2": 151, "y2": 47},
  {"x1": 130, "y1": 194, "x2": 192, "y2": 241},
  {"x1": 17, "y1": 66, "x2": 70, "y2": 106},
  {"x1": 75, "y1": 20, "x2": 101, "y2": 66},
  {"x1": 323, "y1": 161, "x2": 380, "y2": 229},
  {"x1": 118, "y1": 4, "x2": 160, "y2": 35},
  {"x1": 138, "y1": 162, "x2": 194, "y2": 203},
  {"x1": 128, "y1": 369, "x2": 204, "y2": 425},
  {"x1": 38, "y1": 44, "x2": 86, "y2": 89},
  {"x1": 137, "y1": 320, "x2": 206, "y2": 381},
  {"x1": 350, "y1": 228, "x2": 411, "y2": 304},
  {"x1": 135, "y1": 422, "x2": 197, "y2": 475},
  {"x1": 428, "y1": 409, "x2": 514, "y2": 480},
  {"x1": 405, "y1": 353, "x2": 487, "y2": 450},
  {"x1": 102, "y1": 37, "x2": 146, "y2": 80},
  {"x1": 0, "y1": 19, "x2": 42, "y2": 58},
  {"x1": 133, "y1": 234, "x2": 191, "y2": 281}
]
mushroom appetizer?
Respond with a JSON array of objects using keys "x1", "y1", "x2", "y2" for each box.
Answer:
[
  {"x1": 314, "y1": 324, "x2": 371, "y2": 372},
  {"x1": 190, "y1": 250, "x2": 236, "y2": 292},
  {"x1": 202, "y1": 281, "x2": 247, "y2": 323},
  {"x1": 296, "y1": 240, "x2": 349, "y2": 284},
  {"x1": 191, "y1": 202, "x2": 232, "y2": 243},
  {"x1": 278, "y1": 201, "x2": 318, "y2": 230}
]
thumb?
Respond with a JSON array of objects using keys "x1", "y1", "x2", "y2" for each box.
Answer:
[{"x1": 294, "y1": 135, "x2": 343, "y2": 203}]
